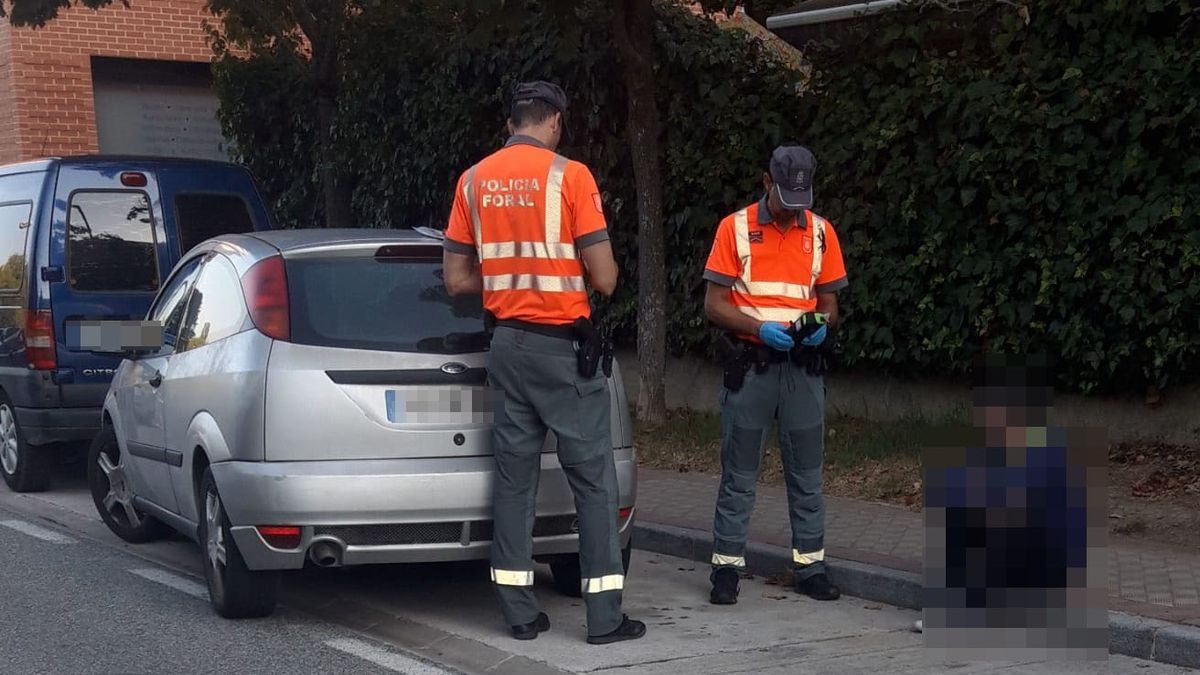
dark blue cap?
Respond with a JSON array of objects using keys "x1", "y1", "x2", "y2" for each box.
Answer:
[{"x1": 769, "y1": 145, "x2": 816, "y2": 210}]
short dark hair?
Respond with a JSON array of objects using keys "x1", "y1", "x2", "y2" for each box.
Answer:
[{"x1": 510, "y1": 99, "x2": 560, "y2": 128}]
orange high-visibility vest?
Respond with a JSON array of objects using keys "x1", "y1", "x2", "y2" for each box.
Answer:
[
  {"x1": 444, "y1": 138, "x2": 609, "y2": 325},
  {"x1": 703, "y1": 199, "x2": 848, "y2": 343}
]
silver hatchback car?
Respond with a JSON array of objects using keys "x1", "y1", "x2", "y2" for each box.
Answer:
[{"x1": 87, "y1": 229, "x2": 637, "y2": 618}]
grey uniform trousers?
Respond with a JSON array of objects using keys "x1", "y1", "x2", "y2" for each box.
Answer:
[
  {"x1": 486, "y1": 326, "x2": 624, "y2": 636},
  {"x1": 712, "y1": 358, "x2": 829, "y2": 581}
]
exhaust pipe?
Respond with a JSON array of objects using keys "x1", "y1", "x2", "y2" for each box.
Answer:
[{"x1": 308, "y1": 539, "x2": 343, "y2": 568}]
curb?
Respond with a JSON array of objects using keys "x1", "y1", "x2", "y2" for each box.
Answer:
[{"x1": 632, "y1": 521, "x2": 1200, "y2": 670}]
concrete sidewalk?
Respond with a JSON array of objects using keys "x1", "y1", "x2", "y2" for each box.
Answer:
[{"x1": 632, "y1": 467, "x2": 1200, "y2": 669}]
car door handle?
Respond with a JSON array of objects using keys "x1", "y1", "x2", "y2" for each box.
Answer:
[{"x1": 148, "y1": 371, "x2": 163, "y2": 388}]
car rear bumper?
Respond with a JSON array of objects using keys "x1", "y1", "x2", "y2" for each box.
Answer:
[
  {"x1": 14, "y1": 406, "x2": 101, "y2": 445},
  {"x1": 211, "y1": 448, "x2": 637, "y2": 571}
]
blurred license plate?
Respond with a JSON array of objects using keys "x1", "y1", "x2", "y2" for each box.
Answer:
[{"x1": 385, "y1": 388, "x2": 495, "y2": 424}]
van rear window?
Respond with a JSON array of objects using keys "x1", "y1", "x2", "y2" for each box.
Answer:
[
  {"x1": 68, "y1": 191, "x2": 159, "y2": 293},
  {"x1": 175, "y1": 193, "x2": 255, "y2": 254}
]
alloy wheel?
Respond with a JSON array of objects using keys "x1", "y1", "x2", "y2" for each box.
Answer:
[
  {"x1": 205, "y1": 489, "x2": 228, "y2": 599},
  {"x1": 95, "y1": 449, "x2": 143, "y2": 528},
  {"x1": 0, "y1": 405, "x2": 19, "y2": 476}
]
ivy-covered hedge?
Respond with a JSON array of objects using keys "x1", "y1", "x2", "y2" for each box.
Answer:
[{"x1": 213, "y1": 0, "x2": 1200, "y2": 395}]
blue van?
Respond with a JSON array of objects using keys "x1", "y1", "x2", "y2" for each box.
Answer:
[{"x1": 0, "y1": 156, "x2": 276, "y2": 492}]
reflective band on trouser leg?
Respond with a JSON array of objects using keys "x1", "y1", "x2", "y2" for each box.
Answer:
[
  {"x1": 793, "y1": 549, "x2": 825, "y2": 566},
  {"x1": 711, "y1": 553, "x2": 746, "y2": 568},
  {"x1": 483, "y1": 274, "x2": 587, "y2": 293},
  {"x1": 491, "y1": 568, "x2": 535, "y2": 586},
  {"x1": 581, "y1": 574, "x2": 625, "y2": 594},
  {"x1": 544, "y1": 155, "x2": 569, "y2": 244}
]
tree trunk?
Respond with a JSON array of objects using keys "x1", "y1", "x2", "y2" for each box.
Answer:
[
  {"x1": 314, "y1": 92, "x2": 353, "y2": 229},
  {"x1": 612, "y1": 0, "x2": 667, "y2": 425},
  {"x1": 301, "y1": 2, "x2": 353, "y2": 229}
]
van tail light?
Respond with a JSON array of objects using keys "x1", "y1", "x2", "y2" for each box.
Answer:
[
  {"x1": 619, "y1": 507, "x2": 634, "y2": 524},
  {"x1": 24, "y1": 310, "x2": 57, "y2": 370},
  {"x1": 241, "y1": 256, "x2": 290, "y2": 341},
  {"x1": 256, "y1": 525, "x2": 301, "y2": 550}
]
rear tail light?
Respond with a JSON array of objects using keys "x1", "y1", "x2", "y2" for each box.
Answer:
[
  {"x1": 24, "y1": 310, "x2": 56, "y2": 370},
  {"x1": 619, "y1": 507, "x2": 634, "y2": 523},
  {"x1": 241, "y1": 256, "x2": 290, "y2": 341},
  {"x1": 256, "y1": 525, "x2": 301, "y2": 550}
]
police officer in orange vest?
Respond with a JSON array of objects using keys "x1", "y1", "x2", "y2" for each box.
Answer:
[
  {"x1": 702, "y1": 144, "x2": 849, "y2": 605},
  {"x1": 442, "y1": 81, "x2": 646, "y2": 645}
]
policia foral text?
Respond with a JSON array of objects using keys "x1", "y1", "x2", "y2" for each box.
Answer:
[
  {"x1": 442, "y1": 81, "x2": 646, "y2": 645},
  {"x1": 703, "y1": 145, "x2": 849, "y2": 606}
]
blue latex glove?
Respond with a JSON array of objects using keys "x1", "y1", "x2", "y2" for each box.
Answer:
[
  {"x1": 801, "y1": 324, "x2": 828, "y2": 347},
  {"x1": 758, "y1": 322, "x2": 795, "y2": 351}
]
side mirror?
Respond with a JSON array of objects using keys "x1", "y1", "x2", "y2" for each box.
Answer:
[{"x1": 67, "y1": 320, "x2": 164, "y2": 360}]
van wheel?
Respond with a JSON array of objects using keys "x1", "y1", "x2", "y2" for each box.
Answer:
[
  {"x1": 0, "y1": 395, "x2": 51, "y2": 493},
  {"x1": 88, "y1": 427, "x2": 168, "y2": 543},
  {"x1": 198, "y1": 468, "x2": 279, "y2": 619},
  {"x1": 550, "y1": 544, "x2": 633, "y2": 598}
]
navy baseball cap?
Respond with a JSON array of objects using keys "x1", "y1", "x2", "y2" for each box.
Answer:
[
  {"x1": 511, "y1": 80, "x2": 568, "y2": 116},
  {"x1": 769, "y1": 145, "x2": 816, "y2": 210}
]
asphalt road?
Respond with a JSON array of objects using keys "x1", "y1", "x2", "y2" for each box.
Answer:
[{"x1": 0, "y1": 453, "x2": 1195, "y2": 675}]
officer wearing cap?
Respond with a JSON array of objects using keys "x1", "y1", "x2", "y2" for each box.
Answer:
[
  {"x1": 701, "y1": 144, "x2": 849, "y2": 605},
  {"x1": 442, "y1": 81, "x2": 645, "y2": 645}
]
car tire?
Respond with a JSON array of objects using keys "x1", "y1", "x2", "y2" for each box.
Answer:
[
  {"x1": 87, "y1": 427, "x2": 169, "y2": 544},
  {"x1": 550, "y1": 543, "x2": 633, "y2": 598},
  {"x1": 0, "y1": 393, "x2": 51, "y2": 493},
  {"x1": 197, "y1": 467, "x2": 279, "y2": 619}
]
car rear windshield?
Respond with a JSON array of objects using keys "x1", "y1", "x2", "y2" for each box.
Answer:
[
  {"x1": 286, "y1": 254, "x2": 487, "y2": 354},
  {"x1": 174, "y1": 193, "x2": 256, "y2": 254}
]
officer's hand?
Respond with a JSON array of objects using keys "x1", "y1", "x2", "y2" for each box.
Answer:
[
  {"x1": 801, "y1": 324, "x2": 828, "y2": 347},
  {"x1": 758, "y1": 322, "x2": 795, "y2": 351}
]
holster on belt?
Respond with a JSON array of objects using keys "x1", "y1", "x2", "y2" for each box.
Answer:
[
  {"x1": 573, "y1": 317, "x2": 605, "y2": 378},
  {"x1": 716, "y1": 333, "x2": 751, "y2": 392},
  {"x1": 483, "y1": 310, "x2": 497, "y2": 336}
]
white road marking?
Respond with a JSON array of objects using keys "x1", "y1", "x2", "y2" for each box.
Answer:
[
  {"x1": 324, "y1": 638, "x2": 454, "y2": 675},
  {"x1": 0, "y1": 519, "x2": 78, "y2": 544},
  {"x1": 128, "y1": 567, "x2": 208, "y2": 600}
]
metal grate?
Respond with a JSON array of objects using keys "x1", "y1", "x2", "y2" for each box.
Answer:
[
  {"x1": 313, "y1": 523, "x2": 462, "y2": 546},
  {"x1": 469, "y1": 515, "x2": 578, "y2": 543}
]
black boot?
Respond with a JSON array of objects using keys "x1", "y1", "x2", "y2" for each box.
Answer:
[
  {"x1": 587, "y1": 615, "x2": 647, "y2": 645},
  {"x1": 511, "y1": 612, "x2": 550, "y2": 640},
  {"x1": 709, "y1": 567, "x2": 740, "y2": 605},
  {"x1": 795, "y1": 572, "x2": 840, "y2": 601}
]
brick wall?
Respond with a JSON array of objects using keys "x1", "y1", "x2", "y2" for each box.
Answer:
[
  {"x1": 0, "y1": 21, "x2": 19, "y2": 165},
  {"x1": 4, "y1": 0, "x2": 214, "y2": 162}
]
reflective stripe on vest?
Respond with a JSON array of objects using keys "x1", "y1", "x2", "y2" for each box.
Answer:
[
  {"x1": 731, "y1": 208, "x2": 828, "y2": 323},
  {"x1": 471, "y1": 155, "x2": 582, "y2": 294},
  {"x1": 483, "y1": 274, "x2": 586, "y2": 293},
  {"x1": 464, "y1": 165, "x2": 484, "y2": 259}
]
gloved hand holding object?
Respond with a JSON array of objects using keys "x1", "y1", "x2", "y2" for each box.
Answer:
[
  {"x1": 787, "y1": 312, "x2": 828, "y2": 347},
  {"x1": 758, "y1": 322, "x2": 795, "y2": 351}
]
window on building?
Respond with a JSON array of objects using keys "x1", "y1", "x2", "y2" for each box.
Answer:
[
  {"x1": 68, "y1": 191, "x2": 159, "y2": 293},
  {"x1": 174, "y1": 193, "x2": 256, "y2": 254},
  {"x1": 0, "y1": 202, "x2": 32, "y2": 292}
]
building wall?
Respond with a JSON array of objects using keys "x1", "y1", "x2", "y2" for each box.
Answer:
[
  {"x1": 0, "y1": 21, "x2": 19, "y2": 165},
  {"x1": 5, "y1": 0, "x2": 214, "y2": 161}
]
